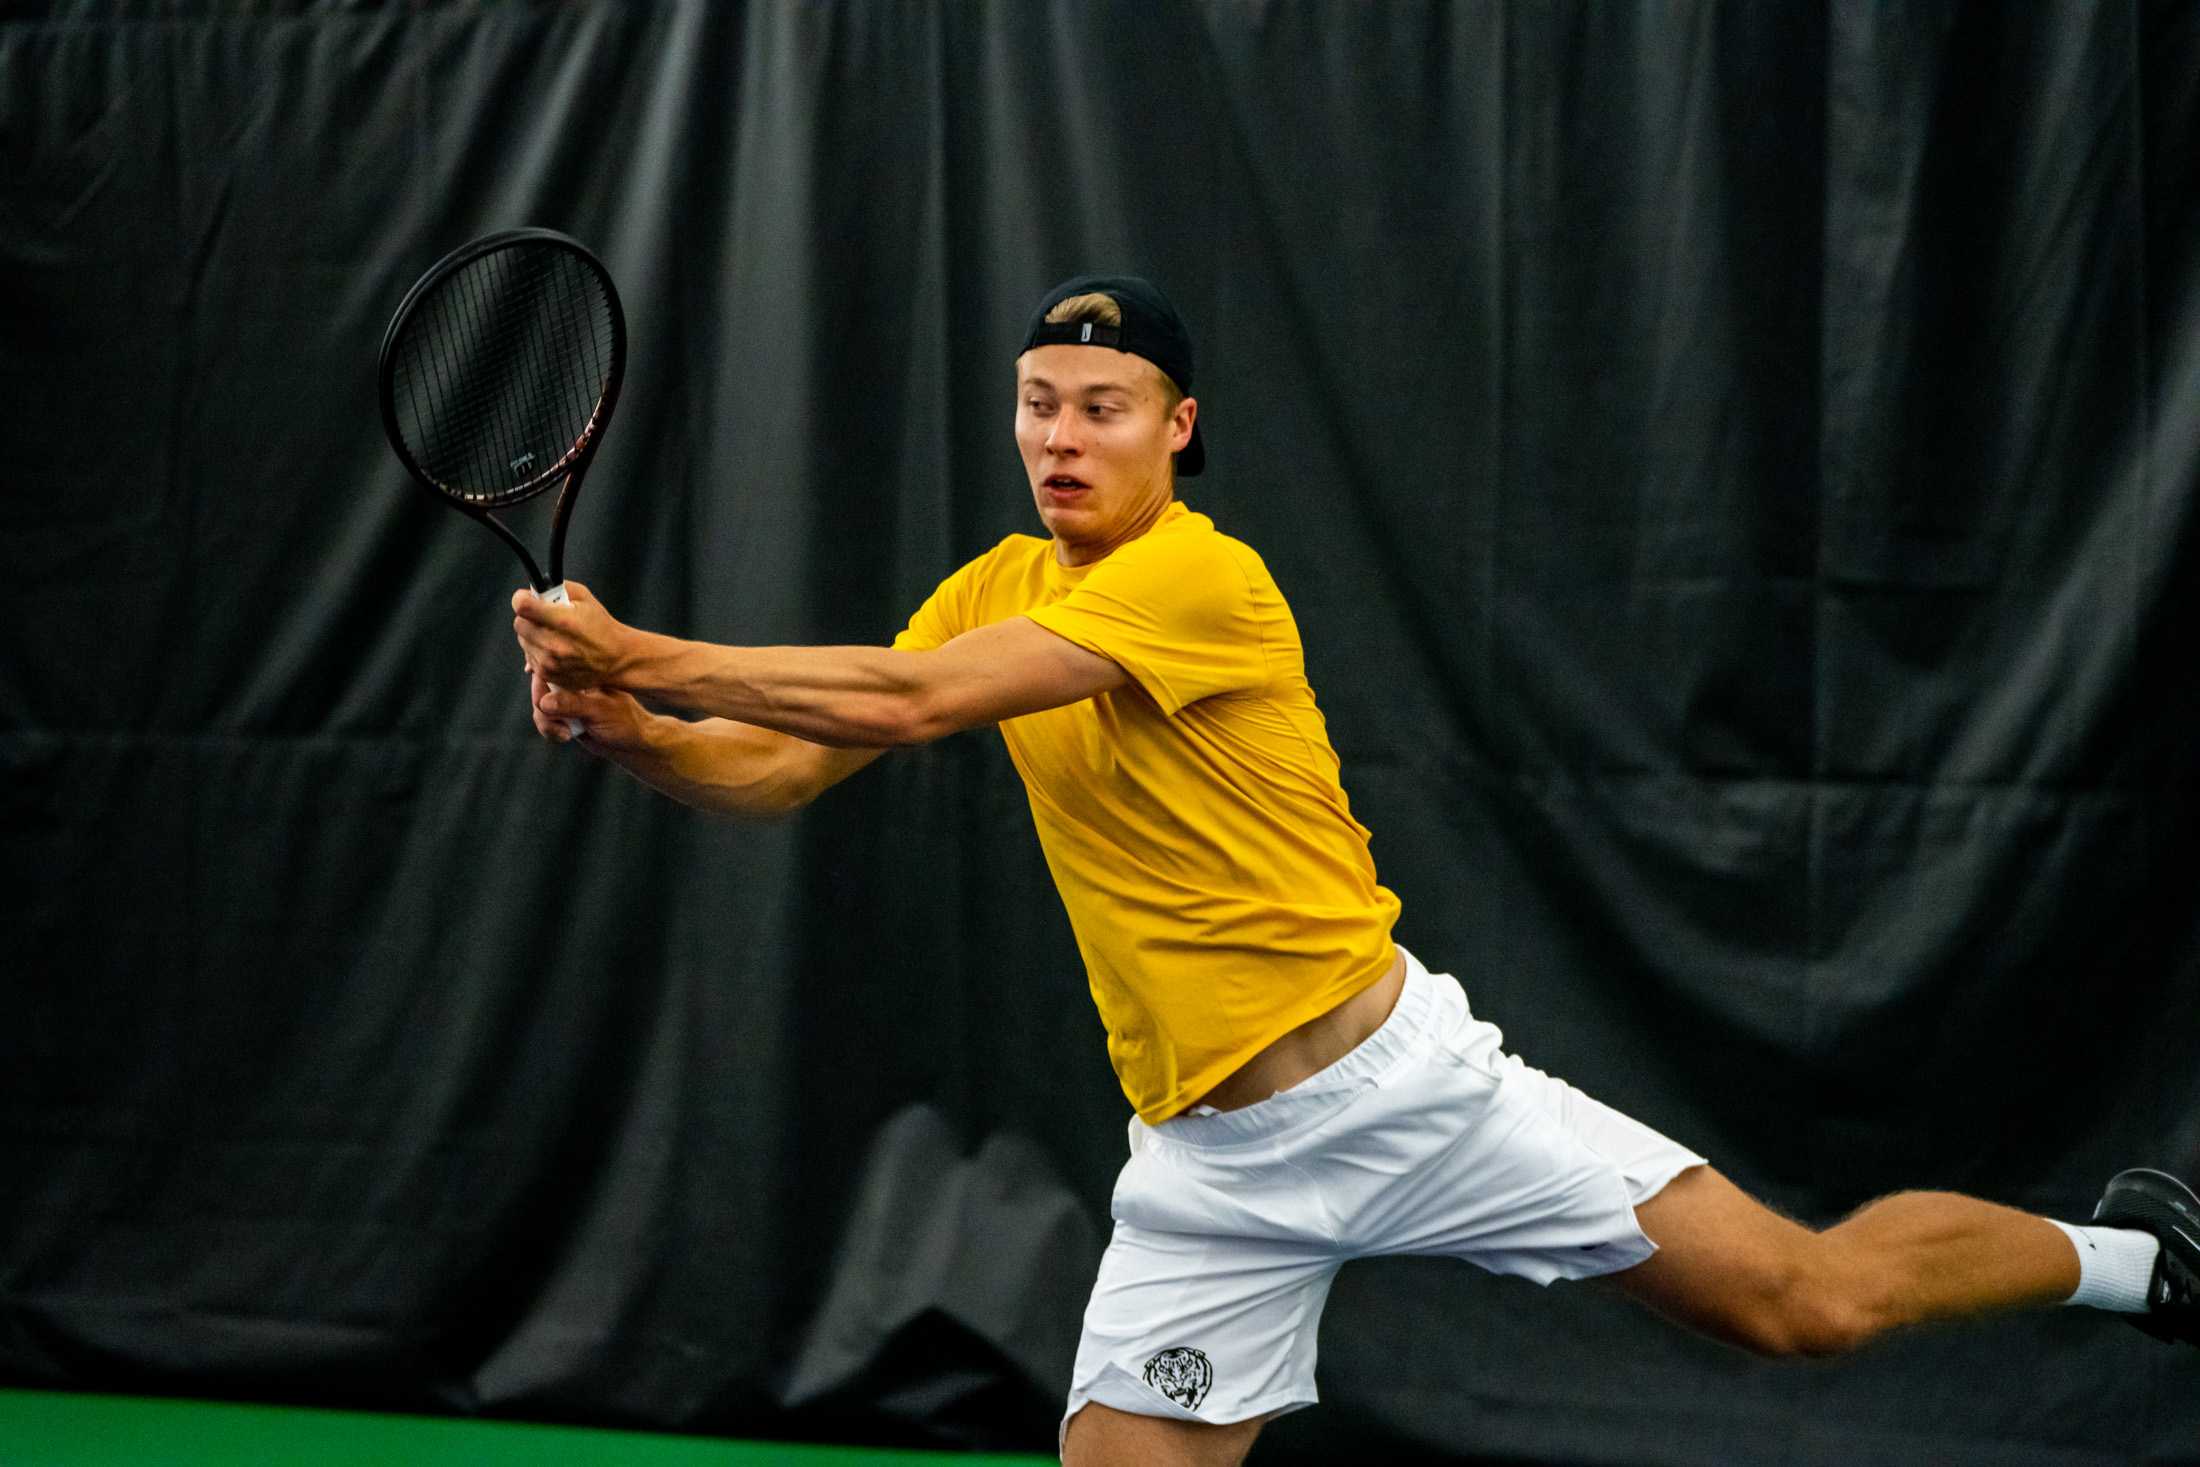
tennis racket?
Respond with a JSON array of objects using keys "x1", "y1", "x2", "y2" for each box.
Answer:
[{"x1": 377, "y1": 226, "x2": 626, "y2": 736}]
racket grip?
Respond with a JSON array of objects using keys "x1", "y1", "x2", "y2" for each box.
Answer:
[{"x1": 535, "y1": 583, "x2": 587, "y2": 738}]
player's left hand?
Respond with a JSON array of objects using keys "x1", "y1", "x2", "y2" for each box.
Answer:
[
  {"x1": 529, "y1": 663, "x2": 648, "y2": 750},
  {"x1": 513, "y1": 580, "x2": 629, "y2": 689}
]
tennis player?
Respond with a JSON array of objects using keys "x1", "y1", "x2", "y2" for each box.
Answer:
[{"x1": 511, "y1": 274, "x2": 2198, "y2": 1466}]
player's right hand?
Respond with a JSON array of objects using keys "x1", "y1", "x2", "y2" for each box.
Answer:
[{"x1": 512, "y1": 579, "x2": 630, "y2": 691}]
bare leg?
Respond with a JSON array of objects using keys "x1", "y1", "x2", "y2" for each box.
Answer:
[
  {"x1": 1061, "y1": 1402, "x2": 1266, "y2": 1467},
  {"x1": 1613, "y1": 1166, "x2": 2081, "y2": 1356}
]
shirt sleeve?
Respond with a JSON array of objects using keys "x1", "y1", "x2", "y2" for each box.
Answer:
[
  {"x1": 1023, "y1": 530, "x2": 1271, "y2": 714},
  {"x1": 891, "y1": 551, "x2": 985, "y2": 653}
]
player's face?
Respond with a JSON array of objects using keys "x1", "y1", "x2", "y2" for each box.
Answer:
[{"x1": 1015, "y1": 344, "x2": 1197, "y2": 566}]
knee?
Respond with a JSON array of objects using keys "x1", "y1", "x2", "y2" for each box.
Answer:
[{"x1": 1723, "y1": 1255, "x2": 1885, "y2": 1360}]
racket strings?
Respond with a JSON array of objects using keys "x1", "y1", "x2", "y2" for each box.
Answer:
[
  {"x1": 434, "y1": 249, "x2": 597, "y2": 479},
  {"x1": 390, "y1": 243, "x2": 617, "y2": 505},
  {"x1": 457, "y1": 252, "x2": 562, "y2": 496},
  {"x1": 415, "y1": 249, "x2": 600, "y2": 495},
  {"x1": 409, "y1": 256, "x2": 547, "y2": 481}
]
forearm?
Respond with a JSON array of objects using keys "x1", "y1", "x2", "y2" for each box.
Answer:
[
  {"x1": 598, "y1": 711, "x2": 834, "y2": 820},
  {"x1": 618, "y1": 632, "x2": 939, "y2": 747},
  {"x1": 528, "y1": 605, "x2": 1124, "y2": 745}
]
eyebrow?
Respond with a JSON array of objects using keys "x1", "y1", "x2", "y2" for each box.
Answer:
[{"x1": 1020, "y1": 376, "x2": 1138, "y2": 397}]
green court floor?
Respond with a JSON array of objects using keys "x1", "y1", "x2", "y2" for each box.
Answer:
[{"x1": 0, "y1": 1389, "x2": 1055, "y2": 1466}]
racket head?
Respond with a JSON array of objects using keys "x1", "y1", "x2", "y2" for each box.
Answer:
[{"x1": 378, "y1": 227, "x2": 627, "y2": 511}]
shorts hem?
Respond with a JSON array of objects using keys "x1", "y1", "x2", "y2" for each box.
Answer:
[
  {"x1": 1554, "y1": 1155, "x2": 1709, "y2": 1284},
  {"x1": 1626, "y1": 1152, "x2": 1709, "y2": 1211}
]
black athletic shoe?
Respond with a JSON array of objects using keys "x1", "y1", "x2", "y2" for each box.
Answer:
[{"x1": 2094, "y1": 1168, "x2": 2200, "y2": 1345}]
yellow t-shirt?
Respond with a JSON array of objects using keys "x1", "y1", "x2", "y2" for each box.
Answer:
[{"x1": 893, "y1": 501, "x2": 1402, "y2": 1122}]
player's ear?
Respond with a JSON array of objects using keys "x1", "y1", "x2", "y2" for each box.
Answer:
[{"x1": 1169, "y1": 395, "x2": 1197, "y2": 455}]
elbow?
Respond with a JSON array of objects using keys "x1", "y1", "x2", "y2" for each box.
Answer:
[
  {"x1": 853, "y1": 691, "x2": 955, "y2": 748},
  {"x1": 898, "y1": 692, "x2": 971, "y2": 746},
  {"x1": 810, "y1": 685, "x2": 961, "y2": 748}
]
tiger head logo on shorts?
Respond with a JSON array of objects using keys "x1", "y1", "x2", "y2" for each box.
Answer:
[{"x1": 1142, "y1": 1346, "x2": 1213, "y2": 1410}]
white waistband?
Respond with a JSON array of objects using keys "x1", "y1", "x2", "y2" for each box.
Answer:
[{"x1": 1148, "y1": 946, "x2": 1440, "y2": 1150}]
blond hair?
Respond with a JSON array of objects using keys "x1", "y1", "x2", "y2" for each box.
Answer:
[
  {"x1": 1045, "y1": 291, "x2": 1123, "y2": 328},
  {"x1": 1043, "y1": 293, "x2": 1184, "y2": 409}
]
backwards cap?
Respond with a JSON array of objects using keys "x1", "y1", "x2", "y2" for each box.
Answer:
[{"x1": 1020, "y1": 273, "x2": 1205, "y2": 477}]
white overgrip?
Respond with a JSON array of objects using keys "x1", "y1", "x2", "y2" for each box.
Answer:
[{"x1": 536, "y1": 582, "x2": 587, "y2": 738}]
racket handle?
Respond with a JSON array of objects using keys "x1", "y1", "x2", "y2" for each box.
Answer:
[{"x1": 535, "y1": 583, "x2": 587, "y2": 738}]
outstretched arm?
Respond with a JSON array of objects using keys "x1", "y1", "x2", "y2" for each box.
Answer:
[{"x1": 514, "y1": 582, "x2": 1128, "y2": 747}]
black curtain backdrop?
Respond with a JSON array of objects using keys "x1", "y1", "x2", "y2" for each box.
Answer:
[{"x1": 5, "y1": 3, "x2": 2199, "y2": 1463}]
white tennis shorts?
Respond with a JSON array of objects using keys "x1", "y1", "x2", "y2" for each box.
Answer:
[{"x1": 1061, "y1": 945, "x2": 1706, "y2": 1443}]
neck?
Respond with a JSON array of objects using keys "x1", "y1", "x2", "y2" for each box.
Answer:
[{"x1": 1056, "y1": 488, "x2": 1176, "y2": 567}]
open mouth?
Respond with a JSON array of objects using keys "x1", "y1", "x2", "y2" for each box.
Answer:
[{"x1": 1044, "y1": 474, "x2": 1090, "y2": 493}]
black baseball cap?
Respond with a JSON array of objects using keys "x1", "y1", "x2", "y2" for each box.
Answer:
[{"x1": 1020, "y1": 273, "x2": 1205, "y2": 476}]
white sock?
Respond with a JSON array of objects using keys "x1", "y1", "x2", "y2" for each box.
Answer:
[{"x1": 2048, "y1": 1219, "x2": 2161, "y2": 1312}]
